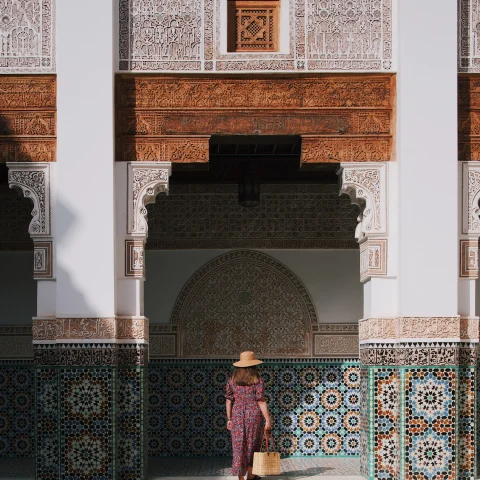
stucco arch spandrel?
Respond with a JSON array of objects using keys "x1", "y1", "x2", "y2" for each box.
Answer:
[{"x1": 171, "y1": 250, "x2": 317, "y2": 357}]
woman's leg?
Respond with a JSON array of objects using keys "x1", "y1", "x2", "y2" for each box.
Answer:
[{"x1": 246, "y1": 467, "x2": 254, "y2": 479}]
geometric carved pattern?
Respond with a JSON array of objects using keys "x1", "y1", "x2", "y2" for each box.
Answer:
[
  {"x1": 146, "y1": 184, "x2": 358, "y2": 250},
  {"x1": 171, "y1": 250, "x2": 318, "y2": 357},
  {"x1": 459, "y1": 0, "x2": 480, "y2": 72},
  {"x1": 0, "y1": 0, "x2": 55, "y2": 72},
  {"x1": 0, "y1": 76, "x2": 56, "y2": 162},
  {"x1": 0, "y1": 326, "x2": 32, "y2": 359},
  {"x1": 148, "y1": 360, "x2": 360, "y2": 456},
  {"x1": 119, "y1": 0, "x2": 392, "y2": 72},
  {"x1": 460, "y1": 239, "x2": 479, "y2": 278},
  {"x1": 359, "y1": 342, "x2": 477, "y2": 367},
  {"x1": 116, "y1": 75, "x2": 395, "y2": 163},
  {"x1": 33, "y1": 241, "x2": 52, "y2": 279},
  {"x1": 359, "y1": 238, "x2": 387, "y2": 282},
  {"x1": 125, "y1": 239, "x2": 145, "y2": 277},
  {"x1": 228, "y1": 1, "x2": 279, "y2": 52}
]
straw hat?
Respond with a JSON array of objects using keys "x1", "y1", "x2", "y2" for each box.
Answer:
[{"x1": 233, "y1": 351, "x2": 263, "y2": 367}]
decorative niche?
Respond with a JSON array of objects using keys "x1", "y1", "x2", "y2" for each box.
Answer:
[{"x1": 227, "y1": 0, "x2": 280, "y2": 52}]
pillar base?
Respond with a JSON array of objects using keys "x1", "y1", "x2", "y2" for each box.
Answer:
[
  {"x1": 35, "y1": 344, "x2": 148, "y2": 480},
  {"x1": 360, "y1": 342, "x2": 477, "y2": 480}
]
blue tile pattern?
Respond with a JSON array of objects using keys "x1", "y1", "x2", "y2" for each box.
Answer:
[
  {"x1": 148, "y1": 360, "x2": 360, "y2": 457},
  {"x1": 0, "y1": 366, "x2": 34, "y2": 458}
]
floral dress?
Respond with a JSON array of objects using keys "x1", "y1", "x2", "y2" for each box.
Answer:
[{"x1": 225, "y1": 377, "x2": 266, "y2": 476}]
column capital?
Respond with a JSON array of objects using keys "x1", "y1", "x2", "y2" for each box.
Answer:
[
  {"x1": 7, "y1": 162, "x2": 52, "y2": 238},
  {"x1": 127, "y1": 162, "x2": 171, "y2": 237},
  {"x1": 338, "y1": 162, "x2": 388, "y2": 240}
]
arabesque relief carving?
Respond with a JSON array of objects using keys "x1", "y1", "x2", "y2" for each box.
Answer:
[
  {"x1": 32, "y1": 317, "x2": 149, "y2": 342},
  {"x1": 119, "y1": 0, "x2": 392, "y2": 72},
  {"x1": 116, "y1": 75, "x2": 394, "y2": 162},
  {"x1": 0, "y1": 76, "x2": 56, "y2": 162},
  {"x1": 359, "y1": 317, "x2": 478, "y2": 343},
  {"x1": 0, "y1": 0, "x2": 55, "y2": 72}
]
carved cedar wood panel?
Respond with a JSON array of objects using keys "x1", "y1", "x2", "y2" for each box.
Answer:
[
  {"x1": 0, "y1": 76, "x2": 56, "y2": 162},
  {"x1": 458, "y1": 74, "x2": 480, "y2": 160},
  {"x1": 171, "y1": 250, "x2": 317, "y2": 357},
  {"x1": 116, "y1": 74, "x2": 395, "y2": 163}
]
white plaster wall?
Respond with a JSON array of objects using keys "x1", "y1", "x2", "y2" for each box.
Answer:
[
  {"x1": 0, "y1": 253, "x2": 36, "y2": 324},
  {"x1": 55, "y1": 0, "x2": 116, "y2": 317},
  {"x1": 396, "y1": 0, "x2": 458, "y2": 316},
  {"x1": 144, "y1": 250, "x2": 362, "y2": 324}
]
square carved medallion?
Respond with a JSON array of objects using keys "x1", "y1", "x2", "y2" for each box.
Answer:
[{"x1": 228, "y1": 0, "x2": 279, "y2": 52}]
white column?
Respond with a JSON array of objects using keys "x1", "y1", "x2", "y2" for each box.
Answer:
[
  {"x1": 397, "y1": 0, "x2": 458, "y2": 316},
  {"x1": 56, "y1": 0, "x2": 115, "y2": 316}
]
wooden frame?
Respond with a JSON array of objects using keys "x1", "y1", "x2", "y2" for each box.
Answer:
[{"x1": 227, "y1": 0, "x2": 280, "y2": 52}]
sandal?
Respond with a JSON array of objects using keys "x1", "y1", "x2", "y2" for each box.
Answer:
[{"x1": 248, "y1": 476, "x2": 261, "y2": 480}]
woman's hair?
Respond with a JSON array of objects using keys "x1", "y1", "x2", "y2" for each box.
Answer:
[{"x1": 232, "y1": 366, "x2": 260, "y2": 386}]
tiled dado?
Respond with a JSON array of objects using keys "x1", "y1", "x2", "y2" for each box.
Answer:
[
  {"x1": 34, "y1": 330, "x2": 149, "y2": 479},
  {"x1": 148, "y1": 359, "x2": 361, "y2": 457},
  {"x1": 359, "y1": 340, "x2": 477, "y2": 480}
]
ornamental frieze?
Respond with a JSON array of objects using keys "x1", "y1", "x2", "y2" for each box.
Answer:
[
  {"x1": 359, "y1": 317, "x2": 479, "y2": 343},
  {"x1": 116, "y1": 75, "x2": 394, "y2": 163},
  {"x1": 0, "y1": 76, "x2": 56, "y2": 162}
]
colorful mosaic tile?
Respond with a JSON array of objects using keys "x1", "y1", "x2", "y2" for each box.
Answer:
[
  {"x1": 35, "y1": 367, "x2": 59, "y2": 477},
  {"x1": 405, "y1": 369, "x2": 455, "y2": 480},
  {"x1": 359, "y1": 367, "x2": 369, "y2": 478},
  {"x1": 458, "y1": 367, "x2": 475, "y2": 480},
  {"x1": 59, "y1": 368, "x2": 116, "y2": 479},
  {"x1": 0, "y1": 366, "x2": 34, "y2": 458},
  {"x1": 118, "y1": 367, "x2": 148, "y2": 479},
  {"x1": 374, "y1": 368, "x2": 399, "y2": 480},
  {"x1": 148, "y1": 360, "x2": 360, "y2": 457}
]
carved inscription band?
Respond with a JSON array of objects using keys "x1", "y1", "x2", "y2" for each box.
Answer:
[
  {"x1": 359, "y1": 317, "x2": 479, "y2": 343},
  {"x1": 32, "y1": 317, "x2": 149, "y2": 343},
  {"x1": 116, "y1": 75, "x2": 395, "y2": 163},
  {"x1": 0, "y1": 76, "x2": 56, "y2": 163}
]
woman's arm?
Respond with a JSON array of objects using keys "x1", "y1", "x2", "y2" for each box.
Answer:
[
  {"x1": 258, "y1": 400, "x2": 271, "y2": 430},
  {"x1": 226, "y1": 398, "x2": 233, "y2": 430}
]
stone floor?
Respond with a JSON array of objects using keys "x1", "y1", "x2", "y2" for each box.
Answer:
[{"x1": 0, "y1": 457, "x2": 361, "y2": 479}]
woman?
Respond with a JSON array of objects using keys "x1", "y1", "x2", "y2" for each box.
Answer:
[{"x1": 226, "y1": 351, "x2": 272, "y2": 480}]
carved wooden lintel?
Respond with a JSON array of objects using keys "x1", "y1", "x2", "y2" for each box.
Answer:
[
  {"x1": 301, "y1": 135, "x2": 392, "y2": 163},
  {"x1": 0, "y1": 76, "x2": 56, "y2": 163},
  {"x1": 118, "y1": 136, "x2": 210, "y2": 163},
  {"x1": 116, "y1": 75, "x2": 395, "y2": 163}
]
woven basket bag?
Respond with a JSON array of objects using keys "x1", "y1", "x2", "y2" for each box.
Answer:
[{"x1": 252, "y1": 431, "x2": 281, "y2": 476}]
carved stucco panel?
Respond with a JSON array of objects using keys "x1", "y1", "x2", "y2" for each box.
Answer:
[
  {"x1": 459, "y1": 0, "x2": 480, "y2": 72},
  {"x1": 7, "y1": 162, "x2": 51, "y2": 237},
  {"x1": 171, "y1": 250, "x2": 317, "y2": 357},
  {"x1": 338, "y1": 162, "x2": 387, "y2": 241},
  {"x1": 0, "y1": 0, "x2": 55, "y2": 72},
  {"x1": 118, "y1": 0, "x2": 393, "y2": 72},
  {"x1": 462, "y1": 161, "x2": 480, "y2": 234},
  {"x1": 127, "y1": 162, "x2": 171, "y2": 236},
  {"x1": 359, "y1": 317, "x2": 476, "y2": 343}
]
